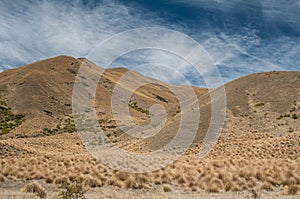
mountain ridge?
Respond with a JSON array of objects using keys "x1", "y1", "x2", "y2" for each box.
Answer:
[
  {"x1": 0, "y1": 55, "x2": 299, "y2": 144},
  {"x1": 0, "y1": 56, "x2": 299, "y2": 197}
]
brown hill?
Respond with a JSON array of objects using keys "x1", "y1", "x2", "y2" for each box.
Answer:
[
  {"x1": 0, "y1": 56, "x2": 206, "y2": 139},
  {"x1": 139, "y1": 71, "x2": 300, "y2": 150},
  {"x1": 0, "y1": 56, "x2": 299, "y2": 198},
  {"x1": 0, "y1": 56, "x2": 299, "y2": 147}
]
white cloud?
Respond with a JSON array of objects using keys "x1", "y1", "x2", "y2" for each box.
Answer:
[
  {"x1": 0, "y1": 0, "x2": 157, "y2": 67},
  {"x1": 87, "y1": 28, "x2": 222, "y2": 87},
  {"x1": 0, "y1": 0, "x2": 299, "y2": 87}
]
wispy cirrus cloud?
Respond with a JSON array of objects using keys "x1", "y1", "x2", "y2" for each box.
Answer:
[
  {"x1": 166, "y1": 0, "x2": 300, "y2": 82},
  {"x1": 0, "y1": 0, "x2": 159, "y2": 70},
  {"x1": 0, "y1": 0, "x2": 299, "y2": 87}
]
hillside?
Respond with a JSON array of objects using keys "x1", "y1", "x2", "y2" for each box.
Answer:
[
  {"x1": 0, "y1": 56, "x2": 299, "y2": 198},
  {"x1": 139, "y1": 71, "x2": 300, "y2": 151},
  {"x1": 0, "y1": 56, "x2": 206, "y2": 138}
]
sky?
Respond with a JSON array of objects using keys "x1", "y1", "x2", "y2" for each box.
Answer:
[{"x1": 0, "y1": 0, "x2": 299, "y2": 87}]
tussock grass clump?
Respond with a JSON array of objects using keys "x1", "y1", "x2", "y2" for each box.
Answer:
[
  {"x1": 224, "y1": 181, "x2": 232, "y2": 191},
  {"x1": 83, "y1": 176, "x2": 102, "y2": 188},
  {"x1": 255, "y1": 170, "x2": 264, "y2": 181},
  {"x1": 112, "y1": 180, "x2": 124, "y2": 188},
  {"x1": 22, "y1": 181, "x2": 47, "y2": 198},
  {"x1": 45, "y1": 176, "x2": 53, "y2": 184},
  {"x1": 0, "y1": 173, "x2": 4, "y2": 182},
  {"x1": 123, "y1": 175, "x2": 147, "y2": 189},
  {"x1": 286, "y1": 184, "x2": 299, "y2": 195},
  {"x1": 261, "y1": 182, "x2": 273, "y2": 191},
  {"x1": 161, "y1": 173, "x2": 171, "y2": 184},
  {"x1": 114, "y1": 171, "x2": 129, "y2": 181},
  {"x1": 124, "y1": 177, "x2": 136, "y2": 189},
  {"x1": 163, "y1": 185, "x2": 172, "y2": 192},
  {"x1": 54, "y1": 176, "x2": 69, "y2": 185},
  {"x1": 176, "y1": 176, "x2": 186, "y2": 185},
  {"x1": 251, "y1": 189, "x2": 260, "y2": 199},
  {"x1": 205, "y1": 184, "x2": 220, "y2": 193},
  {"x1": 204, "y1": 178, "x2": 223, "y2": 193}
]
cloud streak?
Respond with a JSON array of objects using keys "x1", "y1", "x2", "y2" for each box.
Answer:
[
  {"x1": 0, "y1": 0, "x2": 299, "y2": 87},
  {"x1": 0, "y1": 0, "x2": 158, "y2": 69}
]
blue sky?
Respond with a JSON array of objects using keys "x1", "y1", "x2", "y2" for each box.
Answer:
[{"x1": 0, "y1": 0, "x2": 299, "y2": 87}]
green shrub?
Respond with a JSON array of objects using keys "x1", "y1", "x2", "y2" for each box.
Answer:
[
  {"x1": 43, "y1": 110, "x2": 53, "y2": 116},
  {"x1": 128, "y1": 102, "x2": 149, "y2": 115},
  {"x1": 0, "y1": 102, "x2": 25, "y2": 135},
  {"x1": 59, "y1": 181, "x2": 86, "y2": 199},
  {"x1": 155, "y1": 95, "x2": 168, "y2": 103},
  {"x1": 255, "y1": 102, "x2": 265, "y2": 106}
]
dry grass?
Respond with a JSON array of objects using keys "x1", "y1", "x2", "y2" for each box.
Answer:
[
  {"x1": 22, "y1": 181, "x2": 47, "y2": 198},
  {"x1": 0, "y1": 129, "x2": 298, "y2": 195},
  {"x1": 0, "y1": 173, "x2": 4, "y2": 182},
  {"x1": 83, "y1": 176, "x2": 102, "y2": 188},
  {"x1": 286, "y1": 184, "x2": 299, "y2": 195},
  {"x1": 0, "y1": 57, "x2": 299, "y2": 198},
  {"x1": 162, "y1": 185, "x2": 172, "y2": 192},
  {"x1": 0, "y1": 156, "x2": 296, "y2": 194},
  {"x1": 261, "y1": 182, "x2": 273, "y2": 191}
]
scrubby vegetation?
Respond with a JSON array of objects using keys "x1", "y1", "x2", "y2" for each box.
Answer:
[
  {"x1": 277, "y1": 101, "x2": 299, "y2": 120},
  {"x1": 277, "y1": 113, "x2": 300, "y2": 120},
  {"x1": 255, "y1": 102, "x2": 265, "y2": 107},
  {"x1": 128, "y1": 101, "x2": 149, "y2": 115},
  {"x1": 43, "y1": 109, "x2": 53, "y2": 116},
  {"x1": 0, "y1": 131, "x2": 299, "y2": 196},
  {"x1": 292, "y1": 113, "x2": 299, "y2": 119},
  {"x1": 61, "y1": 116, "x2": 76, "y2": 133},
  {"x1": 98, "y1": 119, "x2": 117, "y2": 131},
  {"x1": 155, "y1": 95, "x2": 168, "y2": 103},
  {"x1": 59, "y1": 181, "x2": 87, "y2": 199},
  {"x1": 22, "y1": 181, "x2": 47, "y2": 198},
  {"x1": 41, "y1": 115, "x2": 76, "y2": 136},
  {"x1": 286, "y1": 184, "x2": 299, "y2": 195},
  {"x1": 0, "y1": 102, "x2": 24, "y2": 135}
]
